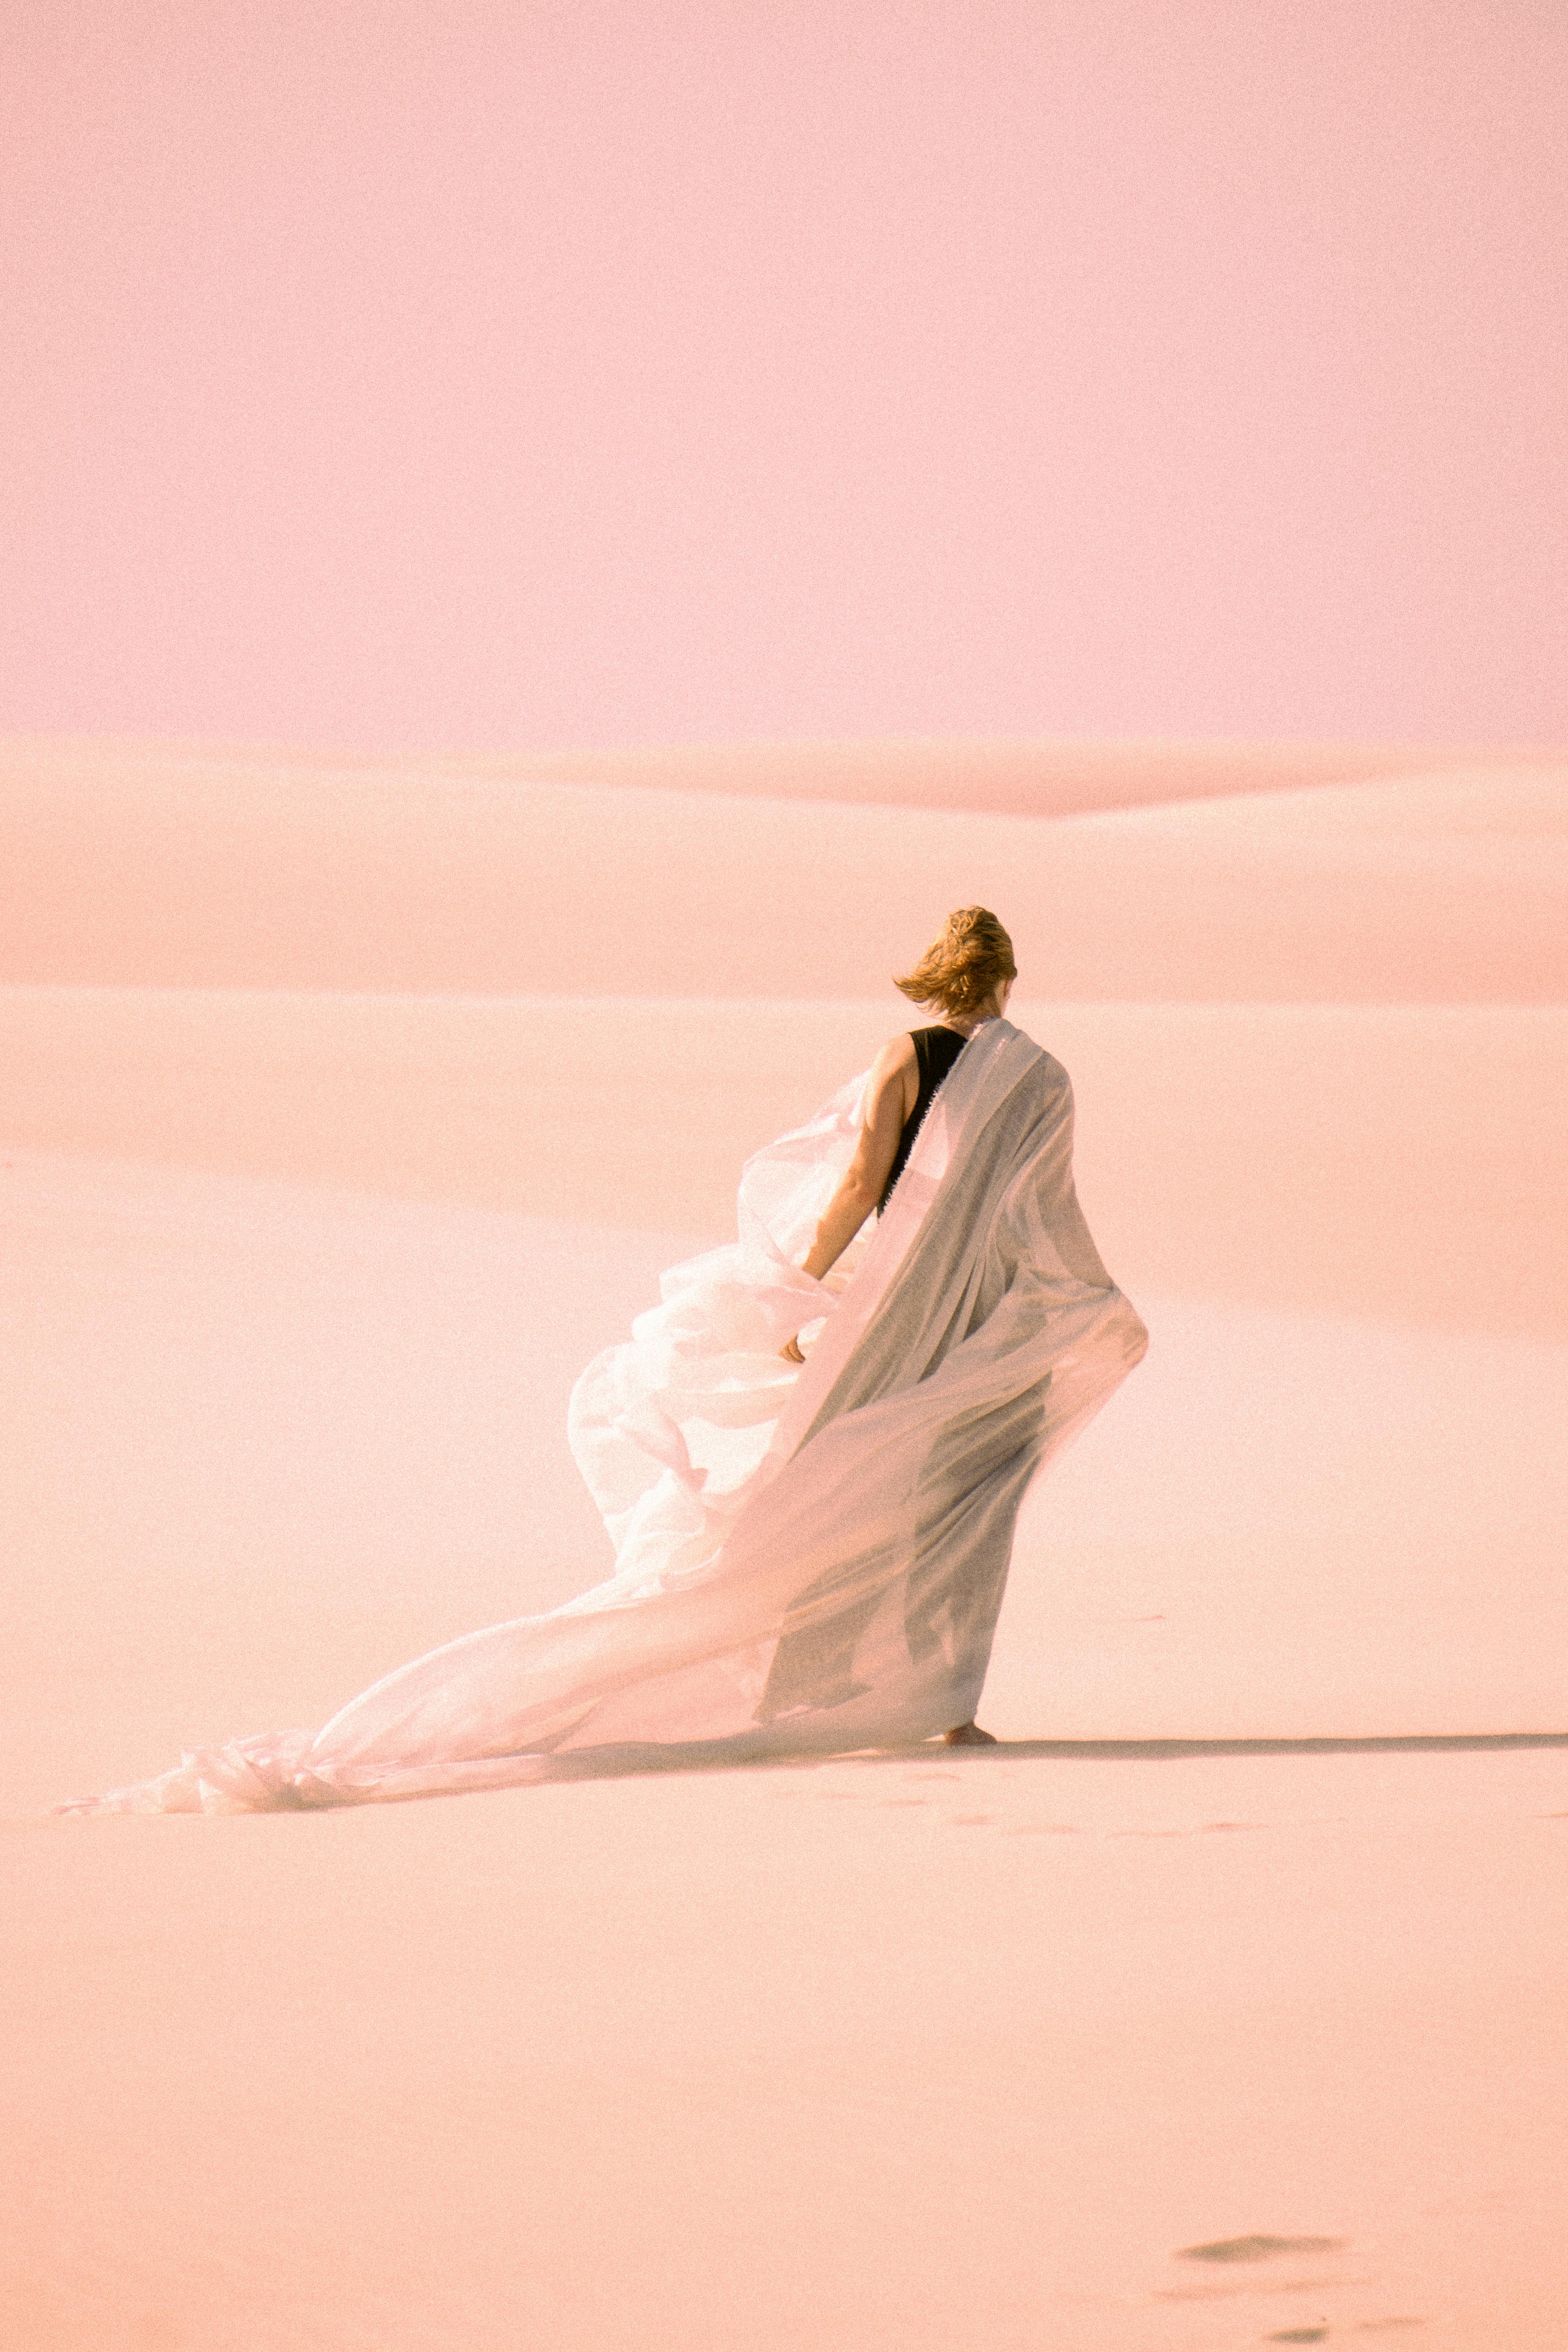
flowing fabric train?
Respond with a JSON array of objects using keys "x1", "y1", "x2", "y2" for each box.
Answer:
[{"x1": 62, "y1": 1020, "x2": 1147, "y2": 1813}]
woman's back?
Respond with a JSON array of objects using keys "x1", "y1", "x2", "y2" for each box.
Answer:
[{"x1": 879, "y1": 1025, "x2": 970, "y2": 1211}]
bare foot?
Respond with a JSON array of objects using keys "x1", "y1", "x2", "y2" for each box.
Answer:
[{"x1": 944, "y1": 1722, "x2": 999, "y2": 1746}]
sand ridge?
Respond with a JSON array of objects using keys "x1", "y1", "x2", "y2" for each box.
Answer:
[{"x1": 4, "y1": 738, "x2": 1565, "y2": 1000}]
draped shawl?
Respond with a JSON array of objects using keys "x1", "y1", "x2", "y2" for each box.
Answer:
[{"x1": 64, "y1": 1019, "x2": 1147, "y2": 1813}]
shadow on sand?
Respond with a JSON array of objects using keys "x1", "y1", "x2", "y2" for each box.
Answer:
[
  {"x1": 914, "y1": 1731, "x2": 1568, "y2": 1763},
  {"x1": 519, "y1": 1727, "x2": 1568, "y2": 1792}
]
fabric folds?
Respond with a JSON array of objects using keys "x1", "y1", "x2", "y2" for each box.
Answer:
[{"x1": 61, "y1": 1020, "x2": 1147, "y2": 1814}]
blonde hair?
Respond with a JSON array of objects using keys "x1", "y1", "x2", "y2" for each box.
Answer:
[{"x1": 894, "y1": 907, "x2": 1016, "y2": 1020}]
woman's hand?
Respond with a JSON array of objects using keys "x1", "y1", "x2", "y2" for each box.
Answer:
[{"x1": 779, "y1": 1334, "x2": 806, "y2": 1365}]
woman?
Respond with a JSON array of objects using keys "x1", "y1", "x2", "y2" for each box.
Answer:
[
  {"x1": 771, "y1": 906, "x2": 1022, "y2": 1742},
  {"x1": 64, "y1": 908, "x2": 1147, "y2": 1813}
]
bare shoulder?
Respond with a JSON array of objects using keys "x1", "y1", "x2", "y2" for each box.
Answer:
[
  {"x1": 873, "y1": 1030, "x2": 918, "y2": 1075},
  {"x1": 865, "y1": 1029, "x2": 919, "y2": 1125}
]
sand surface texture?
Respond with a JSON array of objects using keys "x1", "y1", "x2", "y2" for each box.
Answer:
[{"x1": 3, "y1": 738, "x2": 1566, "y2": 2348}]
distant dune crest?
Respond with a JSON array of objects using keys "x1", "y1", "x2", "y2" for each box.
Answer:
[
  {"x1": 6, "y1": 729, "x2": 1562, "y2": 822},
  {"x1": 2, "y1": 737, "x2": 1564, "y2": 1003}
]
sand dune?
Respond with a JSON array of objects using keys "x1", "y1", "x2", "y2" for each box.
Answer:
[
  {"x1": 13, "y1": 1730, "x2": 1566, "y2": 2352},
  {"x1": 17, "y1": 728, "x2": 1557, "y2": 820},
  {"x1": 2, "y1": 988, "x2": 1563, "y2": 1334},
  {"x1": 7, "y1": 1151, "x2": 1561, "y2": 1815},
  {"x1": 4, "y1": 739, "x2": 1565, "y2": 999},
  {"x1": 4, "y1": 736, "x2": 1565, "y2": 2349},
  {"x1": 383, "y1": 729, "x2": 1566, "y2": 818}
]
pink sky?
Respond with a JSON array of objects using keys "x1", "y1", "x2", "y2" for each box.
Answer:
[{"x1": 3, "y1": 0, "x2": 1564, "y2": 754}]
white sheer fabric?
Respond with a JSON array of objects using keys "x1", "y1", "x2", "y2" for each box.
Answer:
[{"x1": 62, "y1": 1020, "x2": 1147, "y2": 1813}]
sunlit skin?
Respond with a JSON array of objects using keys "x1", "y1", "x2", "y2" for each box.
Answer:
[{"x1": 779, "y1": 972, "x2": 1015, "y2": 1744}]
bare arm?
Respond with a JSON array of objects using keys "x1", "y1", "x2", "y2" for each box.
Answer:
[
  {"x1": 804, "y1": 1034, "x2": 916, "y2": 1278},
  {"x1": 779, "y1": 1036, "x2": 916, "y2": 1359}
]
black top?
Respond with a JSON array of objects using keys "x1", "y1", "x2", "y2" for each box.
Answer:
[{"x1": 878, "y1": 1026, "x2": 971, "y2": 1212}]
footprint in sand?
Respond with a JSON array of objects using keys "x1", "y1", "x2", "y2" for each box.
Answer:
[{"x1": 1179, "y1": 2236, "x2": 1347, "y2": 2265}]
